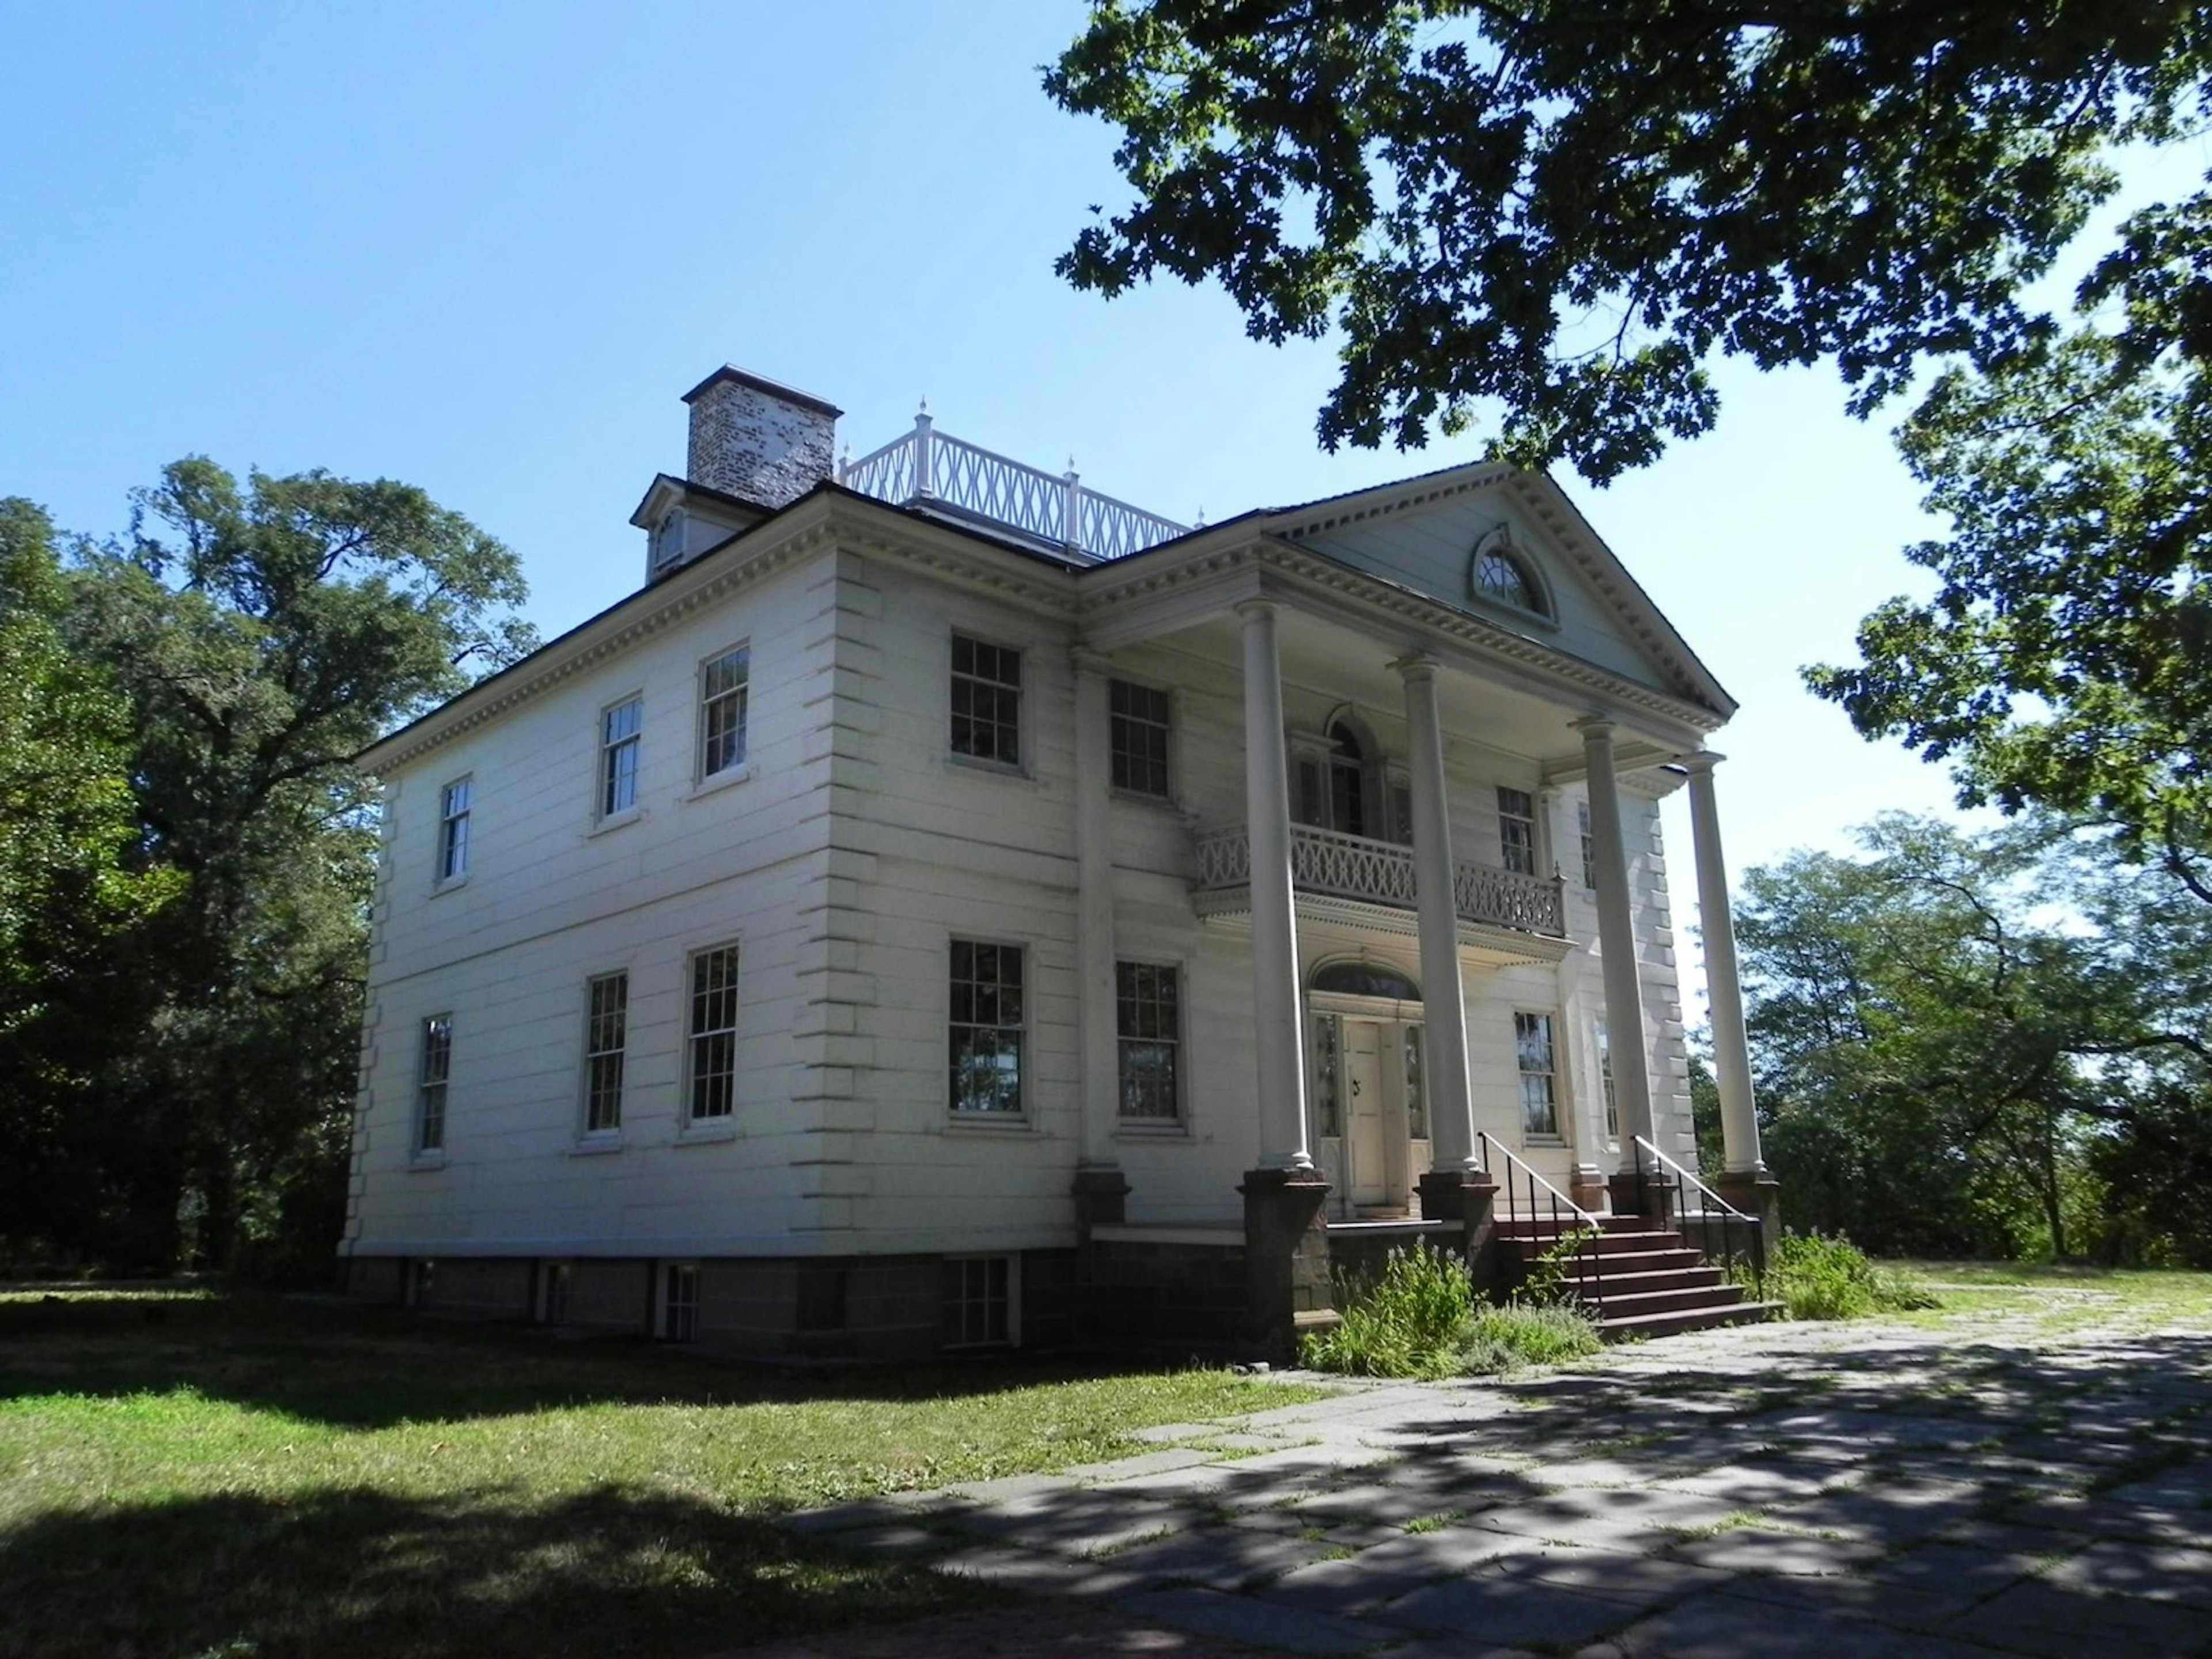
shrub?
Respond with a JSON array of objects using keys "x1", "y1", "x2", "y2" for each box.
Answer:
[
  {"x1": 1462, "y1": 1302, "x2": 1604, "y2": 1374},
  {"x1": 1301, "y1": 1241, "x2": 1474, "y2": 1378},
  {"x1": 1763, "y1": 1230, "x2": 1939, "y2": 1320}
]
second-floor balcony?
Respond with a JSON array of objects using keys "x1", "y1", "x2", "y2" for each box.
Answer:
[{"x1": 1192, "y1": 823, "x2": 1568, "y2": 944}]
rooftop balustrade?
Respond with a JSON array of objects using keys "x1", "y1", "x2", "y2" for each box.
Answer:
[{"x1": 838, "y1": 411, "x2": 1190, "y2": 561}]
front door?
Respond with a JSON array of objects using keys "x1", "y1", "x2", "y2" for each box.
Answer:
[{"x1": 1345, "y1": 1021, "x2": 1388, "y2": 1209}]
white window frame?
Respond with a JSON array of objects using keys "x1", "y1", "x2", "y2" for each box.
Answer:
[
  {"x1": 944, "y1": 1253, "x2": 1019, "y2": 1349},
  {"x1": 1107, "y1": 677, "x2": 1173, "y2": 800},
  {"x1": 414, "y1": 1013, "x2": 452, "y2": 1159},
  {"x1": 1514, "y1": 1010, "x2": 1562, "y2": 1142},
  {"x1": 659, "y1": 1261, "x2": 700, "y2": 1342},
  {"x1": 1497, "y1": 786, "x2": 1537, "y2": 877},
  {"x1": 683, "y1": 943, "x2": 741, "y2": 1128},
  {"x1": 598, "y1": 694, "x2": 643, "y2": 823},
  {"x1": 696, "y1": 643, "x2": 751, "y2": 786},
  {"x1": 948, "y1": 631, "x2": 1024, "y2": 771},
  {"x1": 948, "y1": 937, "x2": 1027, "y2": 1119},
  {"x1": 1114, "y1": 958, "x2": 1184, "y2": 1128},
  {"x1": 435, "y1": 777, "x2": 472, "y2": 887},
  {"x1": 580, "y1": 970, "x2": 628, "y2": 1140}
]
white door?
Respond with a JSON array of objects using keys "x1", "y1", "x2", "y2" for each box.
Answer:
[{"x1": 1346, "y1": 1021, "x2": 1387, "y2": 1208}]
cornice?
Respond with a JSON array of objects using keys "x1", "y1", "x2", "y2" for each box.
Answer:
[
  {"x1": 1081, "y1": 537, "x2": 1722, "y2": 738},
  {"x1": 359, "y1": 515, "x2": 839, "y2": 775}
]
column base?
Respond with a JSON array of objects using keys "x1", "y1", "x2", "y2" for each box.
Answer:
[
  {"x1": 1071, "y1": 1164, "x2": 1131, "y2": 1236},
  {"x1": 1569, "y1": 1166, "x2": 1609, "y2": 1215},
  {"x1": 1240, "y1": 1166, "x2": 1336, "y2": 1363},
  {"x1": 1608, "y1": 1170, "x2": 1665, "y2": 1224},
  {"x1": 1714, "y1": 1169, "x2": 1782, "y2": 1238},
  {"x1": 1418, "y1": 1167, "x2": 1501, "y2": 1296}
]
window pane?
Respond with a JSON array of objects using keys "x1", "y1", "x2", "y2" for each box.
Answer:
[
  {"x1": 700, "y1": 649, "x2": 749, "y2": 777},
  {"x1": 585, "y1": 972, "x2": 627, "y2": 1132},
  {"x1": 1115, "y1": 961, "x2": 1180, "y2": 1120},
  {"x1": 418, "y1": 1014, "x2": 452, "y2": 1151},
  {"x1": 601, "y1": 699, "x2": 642, "y2": 816},
  {"x1": 1515, "y1": 1012, "x2": 1558, "y2": 1138},
  {"x1": 688, "y1": 946, "x2": 738, "y2": 1119},
  {"x1": 950, "y1": 939, "x2": 1025, "y2": 1113},
  {"x1": 1108, "y1": 680, "x2": 1172, "y2": 796},
  {"x1": 1498, "y1": 786, "x2": 1536, "y2": 876},
  {"x1": 950, "y1": 634, "x2": 1021, "y2": 763}
]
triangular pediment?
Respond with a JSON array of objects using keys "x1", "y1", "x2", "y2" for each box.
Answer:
[{"x1": 1261, "y1": 464, "x2": 1733, "y2": 718}]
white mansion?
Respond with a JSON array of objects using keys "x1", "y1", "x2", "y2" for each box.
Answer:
[{"x1": 342, "y1": 366, "x2": 1772, "y2": 1354}]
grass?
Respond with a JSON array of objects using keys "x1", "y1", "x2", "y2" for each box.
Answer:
[
  {"x1": 0, "y1": 1287, "x2": 1316, "y2": 1659},
  {"x1": 1301, "y1": 1244, "x2": 1604, "y2": 1379},
  {"x1": 1755, "y1": 1232, "x2": 1940, "y2": 1321}
]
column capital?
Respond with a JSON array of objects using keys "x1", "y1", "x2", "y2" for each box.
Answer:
[
  {"x1": 1678, "y1": 749, "x2": 1727, "y2": 774},
  {"x1": 1388, "y1": 650, "x2": 1441, "y2": 682},
  {"x1": 1070, "y1": 645, "x2": 1115, "y2": 678},
  {"x1": 1570, "y1": 714, "x2": 1618, "y2": 742},
  {"x1": 1233, "y1": 596, "x2": 1279, "y2": 623}
]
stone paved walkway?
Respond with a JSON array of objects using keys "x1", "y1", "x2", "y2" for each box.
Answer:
[{"x1": 749, "y1": 1304, "x2": 2212, "y2": 1658}]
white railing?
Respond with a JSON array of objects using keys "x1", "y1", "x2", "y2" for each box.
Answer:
[
  {"x1": 838, "y1": 411, "x2": 1188, "y2": 560},
  {"x1": 1193, "y1": 823, "x2": 1567, "y2": 937}
]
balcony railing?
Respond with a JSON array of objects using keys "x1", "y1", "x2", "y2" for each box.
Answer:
[
  {"x1": 1192, "y1": 822, "x2": 1567, "y2": 937},
  {"x1": 838, "y1": 411, "x2": 1189, "y2": 561}
]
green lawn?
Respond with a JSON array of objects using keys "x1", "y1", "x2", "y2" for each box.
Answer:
[
  {"x1": 0, "y1": 1287, "x2": 1316, "y2": 1659},
  {"x1": 1889, "y1": 1258, "x2": 2212, "y2": 1333}
]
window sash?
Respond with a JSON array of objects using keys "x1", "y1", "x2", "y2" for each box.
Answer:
[
  {"x1": 1108, "y1": 679, "x2": 1171, "y2": 796},
  {"x1": 687, "y1": 946, "x2": 740, "y2": 1120},
  {"x1": 1597, "y1": 1020, "x2": 1619, "y2": 1139},
  {"x1": 1403, "y1": 1025, "x2": 1428, "y2": 1141},
  {"x1": 949, "y1": 938, "x2": 1024, "y2": 1113},
  {"x1": 663, "y1": 1264, "x2": 698, "y2": 1342},
  {"x1": 1310, "y1": 1013, "x2": 1342, "y2": 1138},
  {"x1": 699, "y1": 647, "x2": 749, "y2": 778},
  {"x1": 1578, "y1": 800, "x2": 1598, "y2": 889},
  {"x1": 417, "y1": 1014, "x2": 452, "y2": 1152},
  {"x1": 945, "y1": 1255, "x2": 1011, "y2": 1347},
  {"x1": 1514, "y1": 1011, "x2": 1558, "y2": 1138},
  {"x1": 1115, "y1": 961, "x2": 1180, "y2": 1120},
  {"x1": 438, "y1": 780, "x2": 471, "y2": 880},
  {"x1": 584, "y1": 972, "x2": 627, "y2": 1134},
  {"x1": 950, "y1": 635, "x2": 1021, "y2": 764},
  {"x1": 601, "y1": 699, "x2": 642, "y2": 816},
  {"x1": 1497, "y1": 786, "x2": 1536, "y2": 876}
]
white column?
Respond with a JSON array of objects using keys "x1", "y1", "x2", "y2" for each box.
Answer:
[
  {"x1": 1395, "y1": 656, "x2": 1477, "y2": 1173},
  {"x1": 1240, "y1": 600, "x2": 1313, "y2": 1171},
  {"x1": 1575, "y1": 717, "x2": 1656, "y2": 1171},
  {"x1": 1073, "y1": 651, "x2": 1121, "y2": 1171},
  {"x1": 1682, "y1": 751, "x2": 1764, "y2": 1173}
]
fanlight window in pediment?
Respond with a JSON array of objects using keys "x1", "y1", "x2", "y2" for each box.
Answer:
[{"x1": 1469, "y1": 524, "x2": 1550, "y2": 618}]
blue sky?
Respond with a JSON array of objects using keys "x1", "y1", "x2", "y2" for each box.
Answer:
[{"x1": 5, "y1": 1, "x2": 2198, "y2": 993}]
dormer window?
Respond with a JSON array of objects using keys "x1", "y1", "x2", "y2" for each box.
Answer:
[
  {"x1": 1469, "y1": 525, "x2": 1549, "y2": 618},
  {"x1": 652, "y1": 509, "x2": 687, "y2": 571}
]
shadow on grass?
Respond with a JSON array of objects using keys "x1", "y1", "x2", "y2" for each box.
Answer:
[
  {"x1": 0, "y1": 1291, "x2": 1191, "y2": 1429},
  {"x1": 0, "y1": 1481, "x2": 991, "y2": 1659}
]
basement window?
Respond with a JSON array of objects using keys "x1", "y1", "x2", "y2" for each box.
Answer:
[{"x1": 943, "y1": 1255, "x2": 1016, "y2": 1348}]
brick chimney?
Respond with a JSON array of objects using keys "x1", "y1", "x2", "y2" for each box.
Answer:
[{"x1": 682, "y1": 366, "x2": 841, "y2": 508}]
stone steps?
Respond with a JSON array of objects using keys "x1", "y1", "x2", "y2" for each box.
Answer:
[{"x1": 1496, "y1": 1215, "x2": 1776, "y2": 1340}]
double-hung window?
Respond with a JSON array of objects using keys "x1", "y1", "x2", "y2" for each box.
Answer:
[
  {"x1": 699, "y1": 646, "x2": 749, "y2": 780},
  {"x1": 1115, "y1": 961, "x2": 1180, "y2": 1122},
  {"x1": 583, "y1": 972, "x2": 628, "y2": 1134},
  {"x1": 1578, "y1": 800, "x2": 1598, "y2": 888},
  {"x1": 1514, "y1": 1012, "x2": 1559, "y2": 1139},
  {"x1": 687, "y1": 945, "x2": 740, "y2": 1121},
  {"x1": 1108, "y1": 679, "x2": 1171, "y2": 797},
  {"x1": 950, "y1": 635, "x2": 1021, "y2": 766},
  {"x1": 437, "y1": 779, "x2": 472, "y2": 882},
  {"x1": 600, "y1": 697, "x2": 642, "y2": 817},
  {"x1": 949, "y1": 940, "x2": 1024, "y2": 1115},
  {"x1": 416, "y1": 1014, "x2": 452, "y2": 1154},
  {"x1": 1497, "y1": 786, "x2": 1536, "y2": 876}
]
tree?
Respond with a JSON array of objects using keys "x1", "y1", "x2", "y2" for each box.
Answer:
[
  {"x1": 0, "y1": 500, "x2": 178, "y2": 1264},
  {"x1": 1047, "y1": 2, "x2": 2205, "y2": 479},
  {"x1": 1807, "y1": 196, "x2": 2212, "y2": 895},
  {"x1": 1737, "y1": 813, "x2": 2211, "y2": 1260},
  {"x1": 51, "y1": 460, "x2": 533, "y2": 1274}
]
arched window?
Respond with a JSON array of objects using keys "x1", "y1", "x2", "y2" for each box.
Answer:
[
  {"x1": 1310, "y1": 961, "x2": 1421, "y2": 1001},
  {"x1": 1469, "y1": 525, "x2": 1549, "y2": 618},
  {"x1": 1327, "y1": 721, "x2": 1368, "y2": 838}
]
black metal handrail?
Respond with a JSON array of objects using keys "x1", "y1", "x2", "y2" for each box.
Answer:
[
  {"x1": 1476, "y1": 1132, "x2": 1608, "y2": 1312},
  {"x1": 1631, "y1": 1135, "x2": 1766, "y2": 1294}
]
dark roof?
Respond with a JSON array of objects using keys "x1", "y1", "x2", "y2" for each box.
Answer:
[{"x1": 680, "y1": 365, "x2": 843, "y2": 419}]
